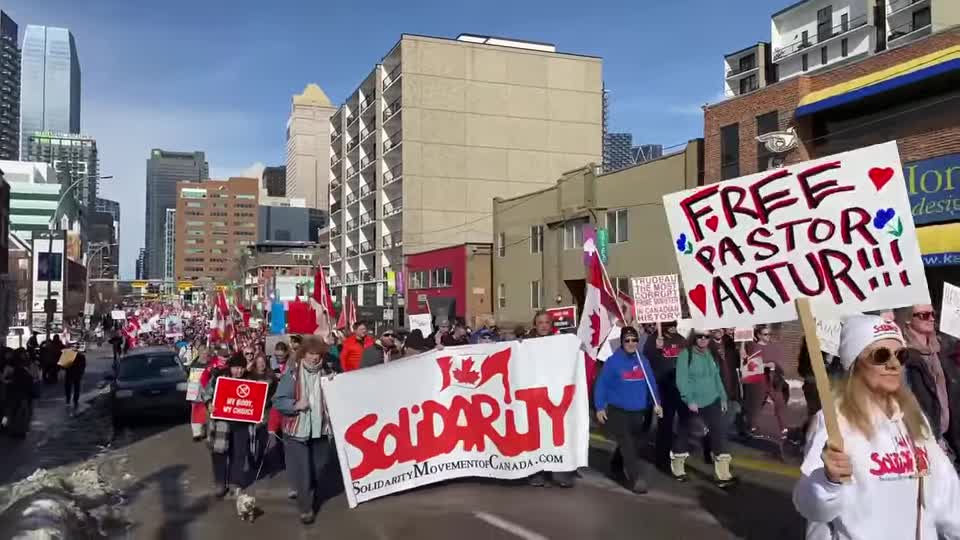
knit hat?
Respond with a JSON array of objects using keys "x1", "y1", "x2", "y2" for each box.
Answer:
[
  {"x1": 620, "y1": 326, "x2": 640, "y2": 342},
  {"x1": 838, "y1": 315, "x2": 904, "y2": 371}
]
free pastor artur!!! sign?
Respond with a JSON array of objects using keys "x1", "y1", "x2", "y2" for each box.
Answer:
[{"x1": 663, "y1": 141, "x2": 930, "y2": 328}]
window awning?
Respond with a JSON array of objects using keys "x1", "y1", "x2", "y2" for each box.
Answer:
[
  {"x1": 917, "y1": 222, "x2": 960, "y2": 267},
  {"x1": 796, "y1": 45, "x2": 960, "y2": 117}
]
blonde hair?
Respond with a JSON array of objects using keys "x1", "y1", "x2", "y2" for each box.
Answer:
[{"x1": 837, "y1": 355, "x2": 930, "y2": 442}]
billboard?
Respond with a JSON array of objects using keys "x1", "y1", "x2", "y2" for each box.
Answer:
[{"x1": 32, "y1": 236, "x2": 65, "y2": 316}]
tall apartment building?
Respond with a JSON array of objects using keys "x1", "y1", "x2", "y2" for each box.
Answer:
[
  {"x1": 174, "y1": 177, "x2": 258, "y2": 285},
  {"x1": 286, "y1": 84, "x2": 336, "y2": 210},
  {"x1": 135, "y1": 248, "x2": 145, "y2": 280},
  {"x1": 163, "y1": 208, "x2": 176, "y2": 283},
  {"x1": 262, "y1": 165, "x2": 286, "y2": 197},
  {"x1": 144, "y1": 149, "x2": 208, "y2": 278},
  {"x1": 26, "y1": 132, "x2": 99, "y2": 213},
  {"x1": 328, "y1": 33, "x2": 602, "y2": 312},
  {"x1": 0, "y1": 12, "x2": 20, "y2": 161},
  {"x1": 723, "y1": 0, "x2": 959, "y2": 97},
  {"x1": 95, "y1": 196, "x2": 120, "y2": 248},
  {"x1": 602, "y1": 132, "x2": 633, "y2": 172},
  {"x1": 19, "y1": 25, "x2": 80, "y2": 159}
]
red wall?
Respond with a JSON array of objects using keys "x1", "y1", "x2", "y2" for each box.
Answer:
[{"x1": 405, "y1": 245, "x2": 467, "y2": 318}]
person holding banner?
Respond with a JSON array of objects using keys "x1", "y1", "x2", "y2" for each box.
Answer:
[
  {"x1": 793, "y1": 315, "x2": 960, "y2": 539},
  {"x1": 273, "y1": 337, "x2": 337, "y2": 525},
  {"x1": 203, "y1": 354, "x2": 257, "y2": 499},
  {"x1": 594, "y1": 326, "x2": 662, "y2": 494},
  {"x1": 671, "y1": 329, "x2": 736, "y2": 487}
]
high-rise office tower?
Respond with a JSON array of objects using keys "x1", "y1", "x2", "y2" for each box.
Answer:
[
  {"x1": 286, "y1": 84, "x2": 335, "y2": 210},
  {"x1": 19, "y1": 25, "x2": 81, "y2": 159},
  {"x1": 0, "y1": 12, "x2": 20, "y2": 161},
  {"x1": 26, "y1": 132, "x2": 98, "y2": 213},
  {"x1": 263, "y1": 165, "x2": 286, "y2": 197},
  {"x1": 144, "y1": 149, "x2": 208, "y2": 278}
]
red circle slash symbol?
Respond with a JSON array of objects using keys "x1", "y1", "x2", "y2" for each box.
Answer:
[{"x1": 237, "y1": 384, "x2": 250, "y2": 398}]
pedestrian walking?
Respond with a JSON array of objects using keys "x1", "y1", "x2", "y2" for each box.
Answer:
[
  {"x1": 643, "y1": 320, "x2": 687, "y2": 470},
  {"x1": 340, "y1": 322, "x2": 373, "y2": 372},
  {"x1": 273, "y1": 337, "x2": 337, "y2": 525},
  {"x1": 897, "y1": 304, "x2": 951, "y2": 445},
  {"x1": 62, "y1": 343, "x2": 86, "y2": 413},
  {"x1": 742, "y1": 325, "x2": 788, "y2": 437},
  {"x1": 360, "y1": 328, "x2": 399, "y2": 368},
  {"x1": 203, "y1": 354, "x2": 257, "y2": 498},
  {"x1": 670, "y1": 329, "x2": 736, "y2": 487},
  {"x1": 594, "y1": 326, "x2": 662, "y2": 494},
  {"x1": 793, "y1": 315, "x2": 960, "y2": 539}
]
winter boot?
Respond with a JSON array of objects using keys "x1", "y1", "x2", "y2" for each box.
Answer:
[
  {"x1": 713, "y1": 453, "x2": 737, "y2": 488},
  {"x1": 669, "y1": 451, "x2": 689, "y2": 482}
]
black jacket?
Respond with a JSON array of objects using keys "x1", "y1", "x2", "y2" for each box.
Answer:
[
  {"x1": 940, "y1": 345, "x2": 960, "y2": 458},
  {"x1": 903, "y1": 348, "x2": 943, "y2": 437}
]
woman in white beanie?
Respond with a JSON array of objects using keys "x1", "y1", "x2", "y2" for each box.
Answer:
[{"x1": 793, "y1": 315, "x2": 960, "y2": 539}]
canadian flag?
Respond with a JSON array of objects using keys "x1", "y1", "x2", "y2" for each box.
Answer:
[
  {"x1": 740, "y1": 350, "x2": 765, "y2": 382},
  {"x1": 336, "y1": 294, "x2": 358, "y2": 330},
  {"x1": 209, "y1": 289, "x2": 234, "y2": 344},
  {"x1": 577, "y1": 238, "x2": 621, "y2": 358},
  {"x1": 311, "y1": 266, "x2": 337, "y2": 336}
]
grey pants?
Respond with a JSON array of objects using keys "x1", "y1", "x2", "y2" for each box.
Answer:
[{"x1": 284, "y1": 436, "x2": 334, "y2": 515}]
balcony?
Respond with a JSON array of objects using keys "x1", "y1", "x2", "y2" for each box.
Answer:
[
  {"x1": 360, "y1": 184, "x2": 374, "y2": 199},
  {"x1": 773, "y1": 14, "x2": 868, "y2": 60},
  {"x1": 346, "y1": 112, "x2": 357, "y2": 126},
  {"x1": 725, "y1": 60, "x2": 758, "y2": 78},
  {"x1": 346, "y1": 192, "x2": 358, "y2": 205},
  {"x1": 331, "y1": 201, "x2": 342, "y2": 214},
  {"x1": 360, "y1": 241, "x2": 374, "y2": 254},
  {"x1": 330, "y1": 178, "x2": 341, "y2": 192},
  {"x1": 346, "y1": 272, "x2": 359, "y2": 284},
  {"x1": 360, "y1": 155, "x2": 375, "y2": 171},
  {"x1": 331, "y1": 129, "x2": 341, "y2": 141},
  {"x1": 383, "y1": 198, "x2": 403, "y2": 217},
  {"x1": 345, "y1": 165, "x2": 357, "y2": 178},
  {"x1": 359, "y1": 213, "x2": 374, "y2": 227},
  {"x1": 346, "y1": 138, "x2": 359, "y2": 153},
  {"x1": 330, "y1": 252, "x2": 342, "y2": 264},
  {"x1": 361, "y1": 270, "x2": 375, "y2": 282},
  {"x1": 346, "y1": 218, "x2": 357, "y2": 231},
  {"x1": 383, "y1": 97, "x2": 402, "y2": 122},
  {"x1": 346, "y1": 246, "x2": 359, "y2": 258},
  {"x1": 888, "y1": 10, "x2": 932, "y2": 43},
  {"x1": 887, "y1": 0, "x2": 929, "y2": 16},
  {"x1": 383, "y1": 65, "x2": 402, "y2": 89},
  {"x1": 360, "y1": 126, "x2": 374, "y2": 141},
  {"x1": 383, "y1": 163, "x2": 403, "y2": 186},
  {"x1": 360, "y1": 95, "x2": 377, "y2": 113},
  {"x1": 384, "y1": 130, "x2": 403, "y2": 154},
  {"x1": 382, "y1": 234, "x2": 403, "y2": 249},
  {"x1": 330, "y1": 153, "x2": 342, "y2": 167},
  {"x1": 331, "y1": 276, "x2": 342, "y2": 287}
]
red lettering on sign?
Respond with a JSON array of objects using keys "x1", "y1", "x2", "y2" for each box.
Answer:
[{"x1": 796, "y1": 161, "x2": 852, "y2": 209}]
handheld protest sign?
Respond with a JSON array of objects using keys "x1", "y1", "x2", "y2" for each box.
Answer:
[
  {"x1": 796, "y1": 298, "x2": 843, "y2": 450},
  {"x1": 210, "y1": 377, "x2": 269, "y2": 423}
]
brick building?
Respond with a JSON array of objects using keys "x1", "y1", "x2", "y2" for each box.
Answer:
[
  {"x1": 174, "y1": 177, "x2": 259, "y2": 285},
  {"x1": 405, "y1": 243, "x2": 493, "y2": 328},
  {"x1": 704, "y1": 26, "x2": 960, "y2": 374}
]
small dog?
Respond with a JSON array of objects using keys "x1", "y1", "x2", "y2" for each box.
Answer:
[{"x1": 235, "y1": 491, "x2": 258, "y2": 523}]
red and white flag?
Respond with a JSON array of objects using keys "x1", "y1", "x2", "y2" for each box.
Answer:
[
  {"x1": 616, "y1": 290, "x2": 636, "y2": 325},
  {"x1": 210, "y1": 290, "x2": 234, "y2": 344},
  {"x1": 336, "y1": 294, "x2": 357, "y2": 330},
  {"x1": 577, "y1": 239, "x2": 621, "y2": 358},
  {"x1": 311, "y1": 266, "x2": 337, "y2": 336}
]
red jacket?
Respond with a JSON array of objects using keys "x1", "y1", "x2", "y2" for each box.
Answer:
[{"x1": 340, "y1": 334, "x2": 374, "y2": 372}]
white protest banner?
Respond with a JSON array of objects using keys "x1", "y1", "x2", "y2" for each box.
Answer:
[
  {"x1": 111, "y1": 310, "x2": 126, "y2": 321},
  {"x1": 664, "y1": 141, "x2": 929, "y2": 328},
  {"x1": 322, "y1": 334, "x2": 589, "y2": 508},
  {"x1": 733, "y1": 327, "x2": 754, "y2": 342},
  {"x1": 815, "y1": 318, "x2": 843, "y2": 357},
  {"x1": 675, "y1": 318, "x2": 695, "y2": 339},
  {"x1": 631, "y1": 274, "x2": 681, "y2": 323},
  {"x1": 407, "y1": 313, "x2": 433, "y2": 336},
  {"x1": 941, "y1": 282, "x2": 960, "y2": 339}
]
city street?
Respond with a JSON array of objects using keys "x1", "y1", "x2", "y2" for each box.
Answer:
[{"x1": 0, "y1": 345, "x2": 806, "y2": 539}]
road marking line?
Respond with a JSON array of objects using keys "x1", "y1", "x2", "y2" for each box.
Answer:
[{"x1": 474, "y1": 511, "x2": 549, "y2": 540}]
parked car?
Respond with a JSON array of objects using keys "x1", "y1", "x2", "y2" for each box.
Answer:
[{"x1": 109, "y1": 346, "x2": 189, "y2": 427}]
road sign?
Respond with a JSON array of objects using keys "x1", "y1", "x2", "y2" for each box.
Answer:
[{"x1": 210, "y1": 377, "x2": 269, "y2": 423}]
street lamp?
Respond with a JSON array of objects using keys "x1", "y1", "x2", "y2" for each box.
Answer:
[{"x1": 43, "y1": 175, "x2": 112, "y2": 338}]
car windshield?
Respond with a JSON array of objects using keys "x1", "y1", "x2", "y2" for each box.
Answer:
[{"x1": 118, "y1": 354, "x2": 181, "y2": 380}]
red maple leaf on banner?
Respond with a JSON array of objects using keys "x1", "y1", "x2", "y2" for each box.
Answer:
[
  {"x1": 590, "y1": 311, "x2": 602, "y2": 347},
  {"x1": 453, "y1": 358, "x2": 480, "y2": 385}
]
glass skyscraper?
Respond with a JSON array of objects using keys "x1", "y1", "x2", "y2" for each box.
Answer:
[{"x1": 19, "y1": 25, "x2": 81, "y2": 159}]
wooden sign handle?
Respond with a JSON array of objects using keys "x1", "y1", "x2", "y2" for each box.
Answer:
[{"x1": 795, "y1": 298, "x2": 844, "y2": 451}]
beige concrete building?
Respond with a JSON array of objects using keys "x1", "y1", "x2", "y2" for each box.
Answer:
[
  {"x1": 328, "y1": 33, "x2": 603, "y2": 313},
  {"x1": 286, "y1": 84, "x2": 337, "y2": 210},
  {"x1": 491, "y1": 140, "x2": 703, "y2": 325}
]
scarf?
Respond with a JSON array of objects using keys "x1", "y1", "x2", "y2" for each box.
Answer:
[{"x1": 905, "y1": 327, "x2": 948, "y2": 434}]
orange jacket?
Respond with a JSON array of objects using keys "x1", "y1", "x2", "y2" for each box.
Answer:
[{"x1": 340, "y1": 334, "x2": 374, "y2": 371}]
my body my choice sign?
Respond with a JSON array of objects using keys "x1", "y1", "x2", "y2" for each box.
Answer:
[
  {"x1": 321, "y1": 334, "x2": 589, "y2": 508},
  {"x1": 664, "y1": 141, "x2": 930, "y2": 328},
  {"x1": 210, "y1": 377, "x2": 269, "y2": 423}
]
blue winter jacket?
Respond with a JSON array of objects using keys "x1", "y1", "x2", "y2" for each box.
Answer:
[{"x1": 594, "y1": 347, "x2": 660, "y2": 412}]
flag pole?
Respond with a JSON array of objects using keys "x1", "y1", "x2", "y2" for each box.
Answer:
[{"x1": 633, "y1": 350, "x2": 660, "y2": 409}]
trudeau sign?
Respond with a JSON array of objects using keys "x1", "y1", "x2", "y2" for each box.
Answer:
[
  {"x1": 210, "y1": 377, "x2": 269, "y2": 423},
  {"x1": 664, "y1": 141, "x2": 930, "y2": 328},
  {"x1": 322, "y1": 334, "x2": 589, "y2": 508},
  {"x1": 631, "y1": 274, "x2": 681, "y2": 323}
]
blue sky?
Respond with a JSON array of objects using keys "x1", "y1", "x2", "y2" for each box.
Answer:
[{"x1": 10, "y1": 0, "x2": 778, "y2": 278}]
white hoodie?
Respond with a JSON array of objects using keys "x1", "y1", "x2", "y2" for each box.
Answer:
[{"x1": 794, "y1": 408, "x2": 960, "y2": 540}]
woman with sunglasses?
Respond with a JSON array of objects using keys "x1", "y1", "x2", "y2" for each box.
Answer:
[
  {"x1": 794, "y1": 315, "x2": 960, "y2": 539},
  {"x1": 670, "y1": 329, "x2": 736, "y2": 487},
  {"x1": 898, "y1": 305, "x2": 950, "y2": 445}
]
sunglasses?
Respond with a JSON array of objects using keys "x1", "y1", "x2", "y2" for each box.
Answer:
[
  {"x1": 866, "y1": 347, "x2": 908, "y2": 366},
  {"x1": 382, "y1": 333, "x2": 395, "y2": 338},
  {"x1": 695, "y1": 334, "x2": 709, "y2": 340},
  {"x1": 622, "y1": 338, "x2": 638, "y2": 343},
  {"x1": 912, "y1": 312, "x2": 935, "y2": 321}
]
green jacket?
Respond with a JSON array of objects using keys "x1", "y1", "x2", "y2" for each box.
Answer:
[{"x1": 676, "y1": 347, "x2": 727, "y2": 408}]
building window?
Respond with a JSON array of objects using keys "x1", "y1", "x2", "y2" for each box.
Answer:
[
  {"x1": 186, "y1": 220, "x2": 204, "y2": 226},
  {"x1": 431, "y1": 268, "x2": 452, "y2": 288},
  {"x1": 613, "y1": 277, "x2": 630, "y2": 295},
  {"x1": 802, "y1": 54, "x2": 809, "y2": 72},
  {"x1": 187, "y1": 230, "x2": 204, "y2": 237},
  {"x1": 841, "y1": 13, "x2": 849, "y2": 32},
  {"x1": 186, "y1": 202, "x2": 204, "y2": 208},
  {"x1": 607, "y1": 209, "x2": 628, "y2": 243},
  {"x1": 913, "y1": 7, "x2": 931, "y2": 30},
  {"x1": 530, "y1": 225, "x2": 543, "y2": 253},
  {"x1": 235, "y1": 194, "x2": 256, "y2": 200},
  {"x1": 563, "y1": 222, "x2": 584, "y2": 250},
  {"x1": 841, "y1": 38, "x2": 848, "y2": 58},
  {"x1": 497, "y1": 232, "x2": 505, "y2": 257},
  {"x1": 801, "y1": 30, "x2": 809, "y2": 47},
  {"x1": 498, "y1": 283, "x2": 506, "y2": 308},
  {"x1": 410, "y1": 270, "x2": 428, "y2": 289},
  {"x1": 530, "y1": 281, "x2": 542, "y2": 309},
  {"x1": 739, "y1": 74, "x2": 758, "y2": 94},
  {"x1": 180, "y1": 189, "x2": 207, "y2": 199},
  {"x1": 816, "y1": 6, "x2": 833, "y2": 42},
  {"x1": 720, "y1": 123, "x2": 740, "y2": 180},
  {"x1": 738, "y1": 53, "x2": 756, "y2": 72},
  {"x1": 820, "y1": 46, "x2": 828, "y2": 65},
  {"x1": 756, "y1": 111, "x2": 779, "y2": 171}
]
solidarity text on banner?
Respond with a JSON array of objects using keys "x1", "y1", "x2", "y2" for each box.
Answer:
[
  {"x1": 322, "y1": 334, "x2": 589, "y2": 508},
  {"x1": 663, "y1": 141, "x2": 930, "y2": 328},
  {"x1": 631, "y1": 274, "x2": 681, "y2": 323}
]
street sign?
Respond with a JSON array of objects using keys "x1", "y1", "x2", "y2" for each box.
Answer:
[{"x1": 210, "y1": 377, "x2": 269, "y2": 423}]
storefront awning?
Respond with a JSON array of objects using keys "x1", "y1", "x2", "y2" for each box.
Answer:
[
  {"x1": 796, "y1": 45, "x2": 960, "y2": 117},
  {"x1": 917, "y1": 222, "x2": 960, "y2": 267}
]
